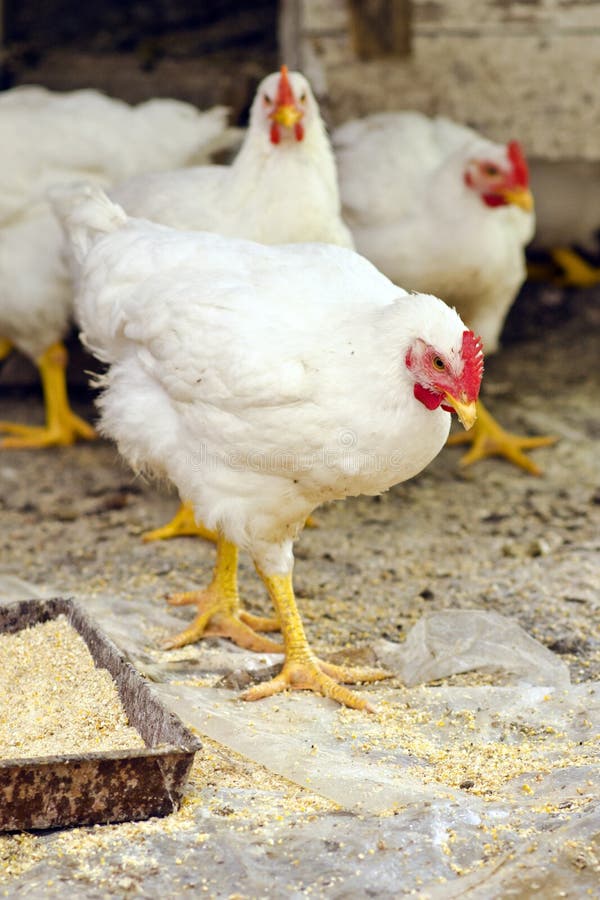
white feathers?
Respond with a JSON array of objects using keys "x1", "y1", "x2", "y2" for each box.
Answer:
[
  {"x1": 0, "y1": 87, "x2": 232, "y2": 224},
  {"x1": 0, "y1": 86, "x2": 234, "y2": 363},
  {"x1": 334, "y1": 111, "x2": 535, "y2": 353},
  {"x1": 110, "y1": 70, "x2": 354, "y2": 249},
  {"x1": 50, "y1": 184, "x2": 128, "y2": 266},
  {"x1": 60, "y1": 189, "x2": 469, "y2": 571}
]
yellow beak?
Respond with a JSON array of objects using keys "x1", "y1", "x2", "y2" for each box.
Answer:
[
  {"x1": 271, "y1": 104, "x2": 303, "y2": 129},
  {"x1": 444, "y1": 393, "x2": 478, "y2": 431},
  {"x1": 502, "y1": 186, "x2": 534, "y2": 212}
]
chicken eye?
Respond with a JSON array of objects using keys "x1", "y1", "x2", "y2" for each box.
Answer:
[
  {"x1": 263, "y1": 93, "x2": 272, "y2": 105},
  {"x1": 483, "y1": 164, "x2": 500, "y2": 177},
  {"x1": 432, "y1": 356, "x2": 446, "y2": 371},
  {"x1": 299, "y1": 92, "x2": 307, "y2": 103}
]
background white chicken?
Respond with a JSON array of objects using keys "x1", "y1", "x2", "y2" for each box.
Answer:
[
  {"x1": 0, "y1": 86, "x2": 235, "y2": 449},
  {"x1": 111, "y1": 66, "x2": 352, "y2": 246},
  {"x1": 109, "y1": 65, "x2": 353, "y2": 544},
  {"x1": 56, "y1": 185, "x2": 483, "y2": 710},
  {"x1": 334, "y1": 111, "x2": 556, "y2": 475}
]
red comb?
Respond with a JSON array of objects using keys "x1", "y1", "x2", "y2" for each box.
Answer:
[
  {"x1": 507, "y1": 140, "x2": 529, "y2": 188},
  {"x1": 461, "y1": 331, "x2": 484, "y2": 401},
  {"x1": 275, "y1": 64, "x2": 296, "y2": 108}
]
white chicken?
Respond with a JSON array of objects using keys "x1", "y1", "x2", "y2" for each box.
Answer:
[
  {"x1": 55, "y1": 185, "x2": 483, "y2": 710},
  {"x1": 111, "y1": 66, "x2": 353, "y2": 246},
  {"x1": 109, "y1": 65, "x2": 353, "y2": 544},
  {"x1": 0, "y1": 86, "x2": 234, "y2": 449},
  {"x1": 334, "y1": 111, "x2": 556, "y2": 474}
]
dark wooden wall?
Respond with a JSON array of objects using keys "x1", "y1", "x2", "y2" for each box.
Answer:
[{"x1": 1, "y1": 0, "x2": 279, "y2": 122}]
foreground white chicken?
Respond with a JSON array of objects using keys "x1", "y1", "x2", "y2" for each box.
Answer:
[
  {"x1": 334, "y1": 112, "x2": 556, "y2": 474},
  {"x1": 0, "y1": 86, "x2": 234, "y2": 449},
  {"x1": 56, "y1": 186, "x2": 483, "y2": 710},
  {"x1": 110, "y1": 65, "x2": 353, "y2": 542}
]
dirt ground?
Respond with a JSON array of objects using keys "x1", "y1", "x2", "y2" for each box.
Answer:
[{"x1": 0, "y1": 282, "x2": 599, "y2": 897}]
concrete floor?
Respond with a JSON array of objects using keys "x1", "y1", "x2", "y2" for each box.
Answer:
[{"x1": 0, "y1": 282, "x2": 599, "y2": 897}]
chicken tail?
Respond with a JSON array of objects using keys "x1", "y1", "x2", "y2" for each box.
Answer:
[{"x1": 49, "y1": 182, "x2": 128, "y2": 266}]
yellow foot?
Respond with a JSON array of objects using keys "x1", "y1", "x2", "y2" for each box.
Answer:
[
  {"x1": 0, "y1": 342, "x2": 96, "y2": 449},
  {"x1": 304, "y1": 514, "x2": 319, "y2": 529},
  {"x1": 247, "y1": 569, "x2": 391, "y2": 712},
  {"x1": 142, "y1": 500, "x2": 217, "y2": 543},
  {"x1": 162, "y1": 536, "x2": 282, "y2": 653},
  {"x1": 552, "y1": 248, "x2": 600, "y2": 288},
  {"x1": 447, "y1": 400, "x2": 558, "y2": 476},
  {"x1": 0, "y1": 413, "x2": 96, "y2": 449},
  {"x1": 242, "y1": 653, "x2": 389, "y2": 712},
  {"x1": 164, "y1": 588, "x2": 282, "y2": 652}
]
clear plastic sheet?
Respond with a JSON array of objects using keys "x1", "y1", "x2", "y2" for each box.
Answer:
[
  {"x1": 373, "y1": 608, "x2": 571, "y2": 688},
  {"x1": 153, "y1": 680, "x2": 598, "y2": 814}
]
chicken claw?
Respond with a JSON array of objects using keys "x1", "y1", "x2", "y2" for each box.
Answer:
[
  {"x1": 447, "y1": 399, "x2": 558, "y2": 475},
  {"x1": 163, "y1": 537, "x2": 282, "y2": 652},
  {"x1": 242, "y1": 655, "x2": 388, "y2": 712},
  {"x1": 246, "y1": 569, "x2": 391, "y2": 711}
]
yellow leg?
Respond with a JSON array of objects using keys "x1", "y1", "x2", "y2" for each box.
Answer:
[
  {"x1": 552, "y1": 248, "x2": 600, "y2": 288},
  {"x1": 447, "y1": 399, "x2": 558, "y2": 476},
  {"x1": 144, "y1": 501, "x2": 318, "y2": 542},
  {"x1": 241, "y1": 570, "x2": 390, "y2": 711},
  {"x1": 163, "y1": 536, "x2": 282, "y2": 652},
  {"x1": 142, "y1": 500, "x2": 218, "y2": 543},
  {"x1": 0, "y1": 342, "x2": 96, "y2": 449},
  {"x1": 0, "y1": 338, "x2": 12, "y2": 361}
]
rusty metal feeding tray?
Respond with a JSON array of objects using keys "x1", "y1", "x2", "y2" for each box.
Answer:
[{"x1": 0, "y1": 597, "x2": 201, "y2": 831}]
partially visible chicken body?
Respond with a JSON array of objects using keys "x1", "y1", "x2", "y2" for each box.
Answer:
[
  {"x1": 0, "y1": 86, "x2": 233, "y2": 449},
  {"x1": 335, "y1": 112, "x2": 556, "y2": 474},
  {"x1": 57, "y1": 186, "x2": 483, "y2": 710},
  {"x1": 110, "y1": 67, "x2": 353, "y2": 553},
  {"x1": 112, "y1": 68, "x2": 353, "y2": 247}
]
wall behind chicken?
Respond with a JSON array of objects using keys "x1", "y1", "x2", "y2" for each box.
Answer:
[
  {"x1": 279, "y1": 0, "x2": 600, "y2": 253},
  {"x1": 280, "y1": 0, "x2": 600, "y2": 163},
  {"x1": 1, "y1": 0, "x2": 278, "y2": 122}
]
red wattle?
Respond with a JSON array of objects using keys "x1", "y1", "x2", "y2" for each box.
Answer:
[
  {"x1": 482, "y1": 192, "x2": 507, "y2": 208},
  {"x1": 414, "y1": 383, "x2": 443, "y2": 411},
  {"x1": 270, "y1": 123, "x2": 281, "y2": 144},
  {"x1": 294, "y1": 121, "x2": 304, "y2": 142}
]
